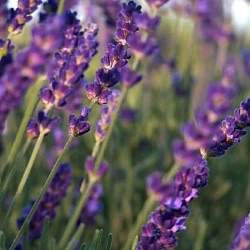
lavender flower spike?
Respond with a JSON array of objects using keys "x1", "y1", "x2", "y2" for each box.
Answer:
[
  {"x1": 17, "y1": 163, "x2": 72, "y2": 240},
  {"x1": 8, "y1": 0, "x2": 42, "y2": 34},
  {"x1": 230, "y1": 213, "x2": 250, "y2": 250}
]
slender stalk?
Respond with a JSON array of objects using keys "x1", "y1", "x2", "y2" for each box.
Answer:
[
  {"x1": 123, "y1": 162, "x2": 181, "y2": 250},
  {"x1": 57, "y1": 0, "x2": 66, "y2": 14},
  {"x1": 94, "y1": 88, "x2": 128, "y2": 171},
  {"x1": 0, "y1": 138, "x2": 31, "y2": 202},
  {"x1": 10, "y1": 135, "x2": 74, "y2": 250},
  {"x1": 0, "y1": 76, "x2": 44, "y2": 181},
  {"x1": 1, "y1": 132, "x2": 45, "y2": 229},
  {"x1": 58, "y1": 181, "x2": 95, "y2": 249}
]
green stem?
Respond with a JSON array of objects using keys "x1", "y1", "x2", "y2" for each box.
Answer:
[
  {"x1": 0, "y1": 138, "x2": 31, "y2": 203},
  {"x1": 94, "y1": 88, "x2": 128, "y2": 172},
  {"x1": 9, "y1": 135, "x2": 74, "y2": 250},
  {"x1": 0, "y1": 76, "x2": 44, "y2": 181},
  {"x1": 58, "y1": 180, "x2": 95, "y2": 249},
  {"x1": 57, "y1": 0, "x2": 66, "y2": 14},
  {"x1": 1, "y1": 132, "x2": 45, "y2": 230},
  {"x1": 122, "y1": 162, "x2": 181, "y2": 250}
]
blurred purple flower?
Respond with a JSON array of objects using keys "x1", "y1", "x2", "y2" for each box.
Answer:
[
  {"x1": 230, "y1": 213, "x2": 250, "y2": 250},
  {"x1": 145, "y1": 0, "x2": 170, "y2": 9},
  {"x1": 8, "y1": 0, "x2": 42, "y2": 34},
  {"x1": 17, "y1": 163, "x2": 72, "y2": 240}
]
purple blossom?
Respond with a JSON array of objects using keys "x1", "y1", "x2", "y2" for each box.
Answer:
[
  {"x1": 27, "y1": 110, "x2": 60, "y2": 139},
  {"x1": 86, "y1": 1, "x2": 141, "y2": 105},
  {"x1": 230, "y1": 213, "x2": 250, "y2": 250},
  {"x1": 0, "y1": 0, "x2": 8, "y2": 37},
  {"x1": 121, "y1": 66, "x2": 142, "y2": 89},
  {"x1": 0, "y1": 15, "x2": 66, "y2": 134},
  {"x1": 135, "y1": 12, "x2": 161, "y2": 33},
  {"x1": 8, "y1": 0, "x2": 42, "y2": 34},
  {"x1": 17, "y1": 163, "x2": 72, "y2": 240},
  {"x1": 85, "y1": 156, "x2": 109, "y2": 181},
  {"x1": 68, "y1": 107, "x2": 91, "y2": 137},
  {"x1": 78, "y1": 183, "x2": 104, "y2": 225},
  {"x1": 242, "y1": 50, "x2": 250, "y2": 77}
]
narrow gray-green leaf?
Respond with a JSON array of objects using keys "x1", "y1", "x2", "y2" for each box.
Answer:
[
  {"x1": 65, "y1": 223, "x2": 84, "y2": 250},
  {"x1": 0, "y1": 231, "x2": 6, "y2": 250},
  {"x1": 94, "y1": 229, "x2": 103, "y2": 250},
  {"x1": 131, "y1": 235, "x2": 138, "y2": 250},
  {"x1": 40, "y1": 217, "x2": 50, "y2": 250},
  {"x1": 105, "y1": 233, "x2": 112, "y2": 250}
]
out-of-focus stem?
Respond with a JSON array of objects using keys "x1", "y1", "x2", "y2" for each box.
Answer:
[
  {"x1": 9, "y1": 135, "x2": 74, "y2": 250},
  {"x1": 57, "y1": 0, "x2": 66, "y2": 14},
  {"x1": 0, "y1": 138, "x2": 31, "y2": 203},
  {"x1": 0, "y1": 76, "x2": 44, "y2": 182},
  {"x1": 1, "y1": 131, "x2": 46, "y2": 230},
  {"x1": 58, "y1": 181, "x2": 95, "y2": 249},
  {"x1": 123, "y1": 162, "x2": 180, "y2": 250}
]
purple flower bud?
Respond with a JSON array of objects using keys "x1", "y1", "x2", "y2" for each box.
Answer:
[
  {"x1": 40, "y1": 87, "x2": 55, "y2": 111},
  {"x1": 95, "y1": 68, "x2": 120, "y2": 88},
  {"x1": 27, "y1": 118, "x2": 40, "y2": 139},
  {"x1": 135, "y1": 12, "x2": 161, "y2": 32},
  {"x1": 86, "y1": 82, "x2": 102, "y2": 101},
  {"x1": 97, "y1": 89, "x2": 112, "y2": 105},
  {"x1": 81, "y1": 107, "x2": 90, "y2": 119},
  {"x1": 121, "y1": 66, "x2": 142, "y2": 88},
  {"x1": 68, "y1": 114, "x2": 90, "y2": 137},
  {"x1": 37, "y1": 110, "x2": 60, "y2": 135},
  {"x1": 85, "y1": 156, "x2": 109, "y2": 180}
]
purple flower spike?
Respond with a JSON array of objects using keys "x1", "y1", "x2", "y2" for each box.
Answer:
[
  {"x1": 8, "y1": 0, "x2": 42, "y2": 34},
  {"x1": 230, "y1": 213, "x2": 250, "y2": 250},
  {"x1": 121, "y1": 67, "x2": 142, "y2": 88},
  {"x1": 96, "y1": 68, "x2": 120, "y2": 88},
  {"x1": 17, "y1": 163, "x2": 72, "y2": 240},
  {"x1": 68, "y1": 113, "x2": 90, "y2": 137},
  {"x1": 85, "y1": 156, "x2": 109, "y2": 181}
]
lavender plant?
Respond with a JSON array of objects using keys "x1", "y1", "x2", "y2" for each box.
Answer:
[{"x1": 0, "y1": 0, "x2": 250, "y2": 249}]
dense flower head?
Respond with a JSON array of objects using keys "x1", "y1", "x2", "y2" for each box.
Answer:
[
  {"x1": 137, "y1": 203, "x2": 188, "y2": 250},
  {"x1": 68, "y1": 107, "x2": 91, "y2": 137},
  {"x1": 86, "y1": 1, "x2": 141, "y2": 105},
  {"x1": 95, "y1": 90, "x2": 121, "y2": 142},
  {"x1": 0, "y1": 14, "x2": 66, "y2": 134},
  {"x1": 17, "y1": 163, "x2": 72, "y2": 240},
  {"x1": 43, "y1": 15, "x2": 99, "y2": 112},
  {"x1": 8, "y1": 0, "x2": 42, "y2": 34},
  {"x1": 230, "y1": 213, "x2": 250, "y2": 250}
]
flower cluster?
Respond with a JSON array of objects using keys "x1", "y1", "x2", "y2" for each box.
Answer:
[
  {"x1": 41, "y1": 15, "x2": 99, "y2": 111},
  {"x1": 137, "y1": 62, "x2": 239, "y2": 249},
  {"x1": 230, "y1": 213, "x2": 250, "y2": 250},
  {"x1": 8, "y1": 0, "x2": 42, "y2": 34},
  {"x1": 17, "y1": 163, "x2": 72, "y2": 240},
  {"x1": 138, "y1": 160, "x2": 209, "y2": 249},
  {"x1": 85, "y1": 1, "x2": 142, "y2": 105},
  {"x1": 0, "y1": 15, "x2": 65, "y2": 133}
]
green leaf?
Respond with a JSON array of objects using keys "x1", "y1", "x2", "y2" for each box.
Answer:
[
  {"x1": 79, "y1": 243, "x2": 86, "y2": 250},
  {"x1": 40, "y1": 217, "x2": 50, "y2": 250},
  {"x1": 0, "y1": 231, "x2": 6, "y2": 250},
  {"x1": 65, "y1": 223, "x2": 84, "y2": 250},
  {"x1": 94, "y1": 229, "x2": 103, "y2": 250},
  {"x1": 105, "y1": 233, "x2": 112, "y2": 250},
  {"x1": 131, "y1": 235, "x2": 138, "y2": 250},
  {"x1": 49, "y1": 238, "x2": 56, "y2": 250}
]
